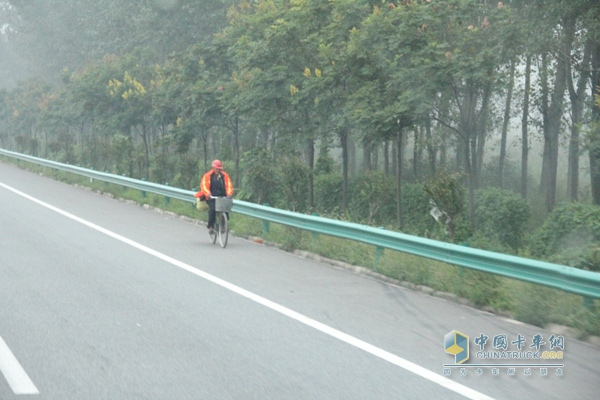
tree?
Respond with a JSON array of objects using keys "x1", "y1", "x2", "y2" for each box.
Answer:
[
  {"x1": 223, "y1": 0, "x2": 341, "y2": 209},
  {"x1": 543, "y1": 13, "x2": 573, "y2": 213},
  {"x1": 520, "y1": 53, "x2": 531, "y2": 199},
  {"x1": 590, "y1": 69, "x2": 600, "y2": 204},
  {"x1": 3, "y1": 78, "x2": 51, "y2": 155},
  {"x1": 498, "y1": 57, "x2": 516, "y2": 189},
  {"x1": 530, "y1": 0, "x2": 595, "y2": 212},
  {"x1": 566, "y1": 38, "x2": 592, "y2": 201},
  {"x1": 585, "y1": 2, "x2": 600, "y2": 205},
  {"x1": 0, "y1": 1, "x2": 27, "y2": 88},
  {"x1": 5, "y1": 0, "x2": 233, "y2": 83},
  {"x1": 107, "y1": 68, "x2": 154, "y2": 179},
  {"x1": 311, "y1": 0, "x2": 374, "y2": 212},
  {"x1": 379, "y1": 0, "x2": 515, "y2": 225}
]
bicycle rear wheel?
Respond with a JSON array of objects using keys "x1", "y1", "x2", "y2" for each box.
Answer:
[{"x1": 218, "y1": 212, "x2": 228, "y2": 248}]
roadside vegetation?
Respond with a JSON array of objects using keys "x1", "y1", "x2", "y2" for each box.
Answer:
[
  {"x1": 1, "y1": 0, "x2": 600, "y2": 337},
  {"x1": 4, "y1": 157, "x2": 599, "y2": 339}
]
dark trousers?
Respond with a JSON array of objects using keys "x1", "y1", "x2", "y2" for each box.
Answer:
[{"x1": 207, "y1": 198, "x2": 216, "y2": 229}]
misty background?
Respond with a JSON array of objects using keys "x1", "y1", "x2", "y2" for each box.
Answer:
[{"x1": 0, "y1": 0, "x2": 599, "y2": 275}]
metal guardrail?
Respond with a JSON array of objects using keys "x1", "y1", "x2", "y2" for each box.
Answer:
[{"x1": 2, "y1": 148, "x2": 600, "y2": 300}]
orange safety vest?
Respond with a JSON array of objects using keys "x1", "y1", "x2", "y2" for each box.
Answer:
[{"x1": 194, "y1": 170, "x2": 234, "y2": 199}]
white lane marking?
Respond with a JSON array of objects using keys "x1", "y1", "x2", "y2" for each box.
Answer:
[
  {"x1": 0, "y1": 336, "x2": 39, "y2": 395},
  {"x1": 1, "y1": 182, "x2": 494, "y2": 400}
]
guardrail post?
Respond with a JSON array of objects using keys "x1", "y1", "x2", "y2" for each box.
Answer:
[
  {"x1": 375, "y1": 246, "x2": 384, "y2": 272},
  {"x1": 458, "y1": 242, "x2": 470, "y2": 278},
  {"x1": 262, "y1": 203, "x2": 270, "y2": 233},
  {"x1": 191, "y1": 188, "x2": 197, "y2": 209},
  {"x1": 374, "y1": 227, "x2": 385, "y2": 271},
  {"x1": 311, "y1": 212, "x2": 320, "y2": 243},
  {"x1": 141, "y1": 178, "x2": 147, "y2": 198},
  {"x1": 310, "y1": 212, "x2": 321, "y2": 251},
  {"x1": 164, "y1": 183, "x2": 170, "y2": 206}
]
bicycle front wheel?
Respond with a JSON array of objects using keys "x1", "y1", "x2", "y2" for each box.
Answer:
[{"x1": 218, "y1": 212, "x2": 228, "y2": 248}]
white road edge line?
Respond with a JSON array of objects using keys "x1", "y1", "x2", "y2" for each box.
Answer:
[
  {"x1": 0, "y1": 336, "x2": 39, "y2": 395},
  {"x1": 1, "y1": 182, "x2": 495, "y2": 400}
]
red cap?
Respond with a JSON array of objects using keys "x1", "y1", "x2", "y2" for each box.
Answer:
[{"x1": 211, "y1": 159, "x2": 223, "y2": 169}]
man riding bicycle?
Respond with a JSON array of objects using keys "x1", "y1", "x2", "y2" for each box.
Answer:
[{"x1": 194, "y1": 159, "x2": 234, "y2": 234}]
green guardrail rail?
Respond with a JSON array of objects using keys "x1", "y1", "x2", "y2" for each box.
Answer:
[{"x1": 2, "y1": 148, "x2": 599, "y2": 301}]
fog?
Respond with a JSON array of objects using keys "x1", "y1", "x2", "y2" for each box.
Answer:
[{"x1": 0, "y1": 0, "x2": 598, "y2": 206}]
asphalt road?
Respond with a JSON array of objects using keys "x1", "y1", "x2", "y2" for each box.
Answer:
[{"x1": 1, "y1": 161, "x2": 599, "y2": 400}]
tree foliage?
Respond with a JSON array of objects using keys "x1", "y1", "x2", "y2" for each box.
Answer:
[
  {"x1": 1, "y1": 0, "x2": 600, "y2": 267},
  {"x1": 424, "y1": 172, "x2": 465, "y2": 242},
  {"x1": 531, "y1": 203, "x2": 600, "y2": 271},
  {"x1": 474, "y1": 187, "x2": 530, "y2": 252}
]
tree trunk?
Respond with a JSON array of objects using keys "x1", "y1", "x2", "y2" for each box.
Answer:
[
  {"x1": 590, "y1": 40, "x2": 600, "y2": 205},
  {"x1": 201, "y1": 128, "x2": 209, "y2": 172},
  {"x1": 439, "y1": 131, "x2": 447, "y2": 169},
  {"x1": 391, "y1": 138, "x2": 397, "y2": 177},
  {"x1": 348, "y1": 134, "x2": 356, "y2": 177},
  {"x1": 475, "y1": 80, "x2": 493, "y2": 189},
  {"x1": 232, "y1": 116, "x2": 240, "y2": 189},
  {"x1": 521, "y1": 55, "x2": 531, "y2": 199},
  {"x1": 305, "y1": 136, "x2": 315, "y2": 209},
  {"x1": 425, "y1": 115, "x2": 436, "y2": 177},
  {"x1": 384, "y1": 140, "x2": 390, "y2": 177},
  {"x1": 539, "y1": 52, "x2": 550, "y2": 194},
  {"x1": 413, "y1": 128, "x2": 420, "y2": 181},
  {"x1": 363, "y1": 140, "x2": 372, "y2": 172},
  {"x1": 340, "y1": 128, "x2": 349, "y2": 211},
  {"x1": 545, "y1": 15, "x2": 574, "y2": 213},
  {"x1": 436, "y1": 93, "x2": 450, "y2": 170},
  {"x1": 499, "y1": 57, "x2": 516, "y2": 189},
  {"x1": 141, "y1": 124, "x2": 150, "y2": 180},
  {"x1": 466, "y1": 139, "x2": 476, "y2": 228},
  {"x1": 372, "y1": 142, "x2": 379, "y2": 172},
  {"x1": 457, "y1": 84, "x2": 476, "y2": 180},
  {"x1": 396, "y1": 127, "x2": 404, "y2": 230},
  {"x1": 566, "y1": 39, "x2": 591, "y2": 201},
  {"x1": 457, "y1": 82, "x2": 482, "y2": 225}
]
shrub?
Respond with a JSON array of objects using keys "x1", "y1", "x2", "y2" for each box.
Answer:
[
  {"x1": 278, "y1": 156, "x2": 310, "y2": 212},
  {"x1": 530, "y1": 203, "x2": 600, "y2": 270},
  {"x1": 474, "y1": 187, "x2": 531, "y2": 252},
  {"x1": 315, "y1": 145, "x2": 335, "y2": 175},
  {"x1": 314, "y1": 173, "x2": 344, "y2": 214},
  {"x1": 348, "y1": 171, "x2": 396, "y2": 226},
  {"x1": 400, "y1": 183, "x2": 438, "y2": 236},
  {"x1": 238, "y1": 148, "x2": 280, "y2": 205},
  {"x1": 172, "y1": 153, "x2": 200, "y2": 190},
  {"x1": 456, "y1": 270, "x2": 503, "y2": 307},
  {"x1": 424, "y1": 172, "x2": 465, "y2": 242},
  {"x1": 151, "y1": 151, "x2": 177, "y2": 186},
  {"x1": 510, "y1": 283, "x2": 554, "y2": 328}
]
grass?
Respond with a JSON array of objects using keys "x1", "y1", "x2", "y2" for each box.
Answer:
[{"x1": 5, "y1": 157, "x2": 600, "y2": 339}]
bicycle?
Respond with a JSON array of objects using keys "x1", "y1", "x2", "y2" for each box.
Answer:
[{"x1": 209, "y1": 196, "x2": 233, "y2": 248}]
